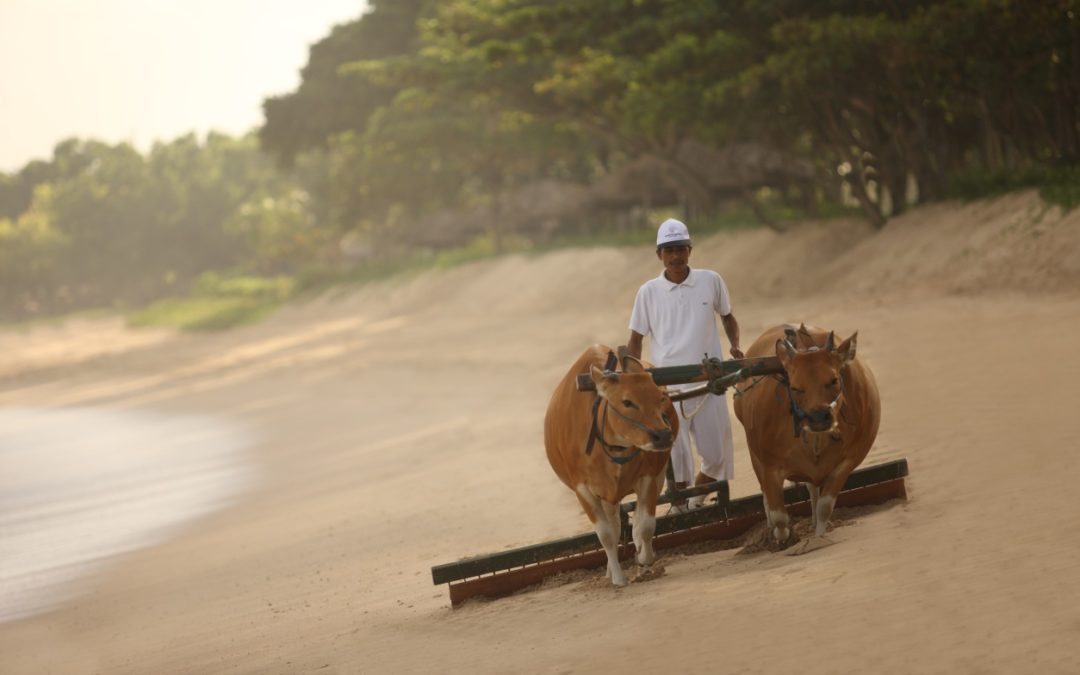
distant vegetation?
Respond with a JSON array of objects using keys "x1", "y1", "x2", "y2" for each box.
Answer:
[{"x1": 2, "y1": 0, "x2": 1077, "y2": 324}]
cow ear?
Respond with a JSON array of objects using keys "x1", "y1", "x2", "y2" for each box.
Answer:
[
  {"x1": 590, "y1": 364, "x2": 619, "y2": 393},
  {"x1": 621, "y1": 354, "x2": 646, "y2": 374},
  {"x1": 825, "y1": 331, "x2": 835, "y2": 352},
  {"x1": 775, "y1": 338, "x2": 796, "y2": 369},
  {"x1": 836, "y1": 331, "x2": 858, "y2": 364}
]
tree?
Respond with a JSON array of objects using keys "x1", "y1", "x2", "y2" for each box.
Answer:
[{"x1": 259, "y1": 0, "x2": 429, "y2": 166}]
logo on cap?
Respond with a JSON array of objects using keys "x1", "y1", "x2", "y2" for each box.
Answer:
[{"x1": 656, "y1": 218, "x2": 691, "y2": 247}]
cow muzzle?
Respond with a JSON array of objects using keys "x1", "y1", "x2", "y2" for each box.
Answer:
[
  {"x1": 645, "y1": 427, "x2": 673, "y2": 451},
  {"x1": 805, "y1": 408, "x2": 835, "y2": 433},
  {"x1": 799, "y1": 406, "x2": 842, "y2": 458}
]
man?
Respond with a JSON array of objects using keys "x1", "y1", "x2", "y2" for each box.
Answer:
[{"x1": 627, "y1": 218, "x2": 744, "y2": 512}]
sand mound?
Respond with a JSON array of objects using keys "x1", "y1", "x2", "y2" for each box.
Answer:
[{"x1": 699, "y1": 190, "x2": 1080, "y2": 302}]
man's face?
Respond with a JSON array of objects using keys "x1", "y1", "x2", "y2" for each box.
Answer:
[{"x1": 657, "y1": 245, "x2": 691, "y2": 276}]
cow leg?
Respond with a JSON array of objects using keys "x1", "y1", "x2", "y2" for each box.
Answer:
[
  {"x1": 632, "y1": 471, "x2": 662, "y2": 567},
  {"x1": 815, "y1": 461, "x2": 857, "y2": 538},
  {"x1": 599, "y1": 499, "x2": 629, "y2": 586},
  {"x1": 805, "y1": 483, "x2": 820, "y2": 531},
  {"x1": 761, "y1": 496, "x2": 773, "y2": 531},
  {"x1": 762, "y1": 470, "x2": 791, "y2": 544},
  {"x1": 749, "y1": 453, "x2": 774, "y2": 530},
  {"x1": 576, "y1": 486, "x2": 627, "y2": 586}
]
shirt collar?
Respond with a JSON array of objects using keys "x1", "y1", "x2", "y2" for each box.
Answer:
[{"x1": 659, "y1": 267, "x2": 695, "y2": 289}]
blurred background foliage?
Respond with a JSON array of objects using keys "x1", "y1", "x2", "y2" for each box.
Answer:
[{"x1": 2, "y1": 0, "x2": 1078, "y2": 323}]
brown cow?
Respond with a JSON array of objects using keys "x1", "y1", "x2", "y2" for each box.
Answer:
[
  {"x1": 545, "y1": 344, "x2": 677, "y2": 586},
  {"x1": 733, "y1": 324, "x2": 881, "y2": 546}
]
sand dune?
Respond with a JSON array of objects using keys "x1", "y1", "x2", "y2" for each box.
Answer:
[{"x1": 1, "y1": 190, "x2": 1079, "y2": 674}]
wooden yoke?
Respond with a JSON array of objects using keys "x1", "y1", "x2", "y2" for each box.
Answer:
[{"x1": 575, "y1": 354, "x2": 785, "y2": 393}]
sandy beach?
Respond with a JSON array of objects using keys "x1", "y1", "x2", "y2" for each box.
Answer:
[{"x1": 2, "y1": 191, "x2": 1079, "y2": 674}]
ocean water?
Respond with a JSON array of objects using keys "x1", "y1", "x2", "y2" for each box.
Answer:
[{"x1": 0, "y1": 407, "x2": 256, "y2": 623}]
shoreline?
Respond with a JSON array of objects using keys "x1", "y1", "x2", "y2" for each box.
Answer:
[{"x1": 0, "y1": 407, "x2": 257, "y2": 623}]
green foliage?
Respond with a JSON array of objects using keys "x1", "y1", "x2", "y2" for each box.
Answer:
[
  {"x1": 5, "y1": 0, "x2": 1080, "y2": 323},
  {"x1": 129, "y1": 272, "x2": 295, "y2": 331},
  {"x1": 0, "y1": 133, "x2": 309, "y2": 320},
  {"x1": 948, "y1": 165, "x2": 1080, "y2": 211},
  {"x1": 262, "y1": 0, "x2": 1080, "y2": 249},
  {"x1": 192, "y1": 272, "x2": 296, "y2": 300},
  {"x1": 129, "y1": 295, "x2": 281, "y2": 332},
  {"x1": 260, "y1": 0, "x2": 429, "y2": 166},
  {"x1": 225, "y1": 189, "x2": 327, "y2": 273},
  {"x1": 1041, "y1": 172, "x2": 1080, "y2": 211}
]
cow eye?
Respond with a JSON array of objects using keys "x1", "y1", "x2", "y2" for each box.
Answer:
[
  {"x1": 622, "y1": 400, "x2": 637, "y2": 409},
  {"x1": 828, "y1": 377, "x2": 839, "y2": 388},
  {"x1": 791, "y1": 387, "x2": 805, "y2": 394}
]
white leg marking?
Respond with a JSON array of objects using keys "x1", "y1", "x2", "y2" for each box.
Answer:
[
  {"x1": 815, "y1": 494, "x2": 835, "y2": 538},
  {"x1": 806, "y1": 483, "x2": 820, "y2": 530},
  {"x1": 633, "y1": 475, "x2": 657, "y2": 566},
  {"x1": 575, "y1": 485, "x2": 625, "y2": 585},
  {"x1": 769, "y1": 510, "x2": 791, "y2": 544},
  {"x1": 598, "y1": 499, "x2": 627, "y2": 586}
]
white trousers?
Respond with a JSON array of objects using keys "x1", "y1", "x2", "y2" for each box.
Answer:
[{"x1": 670, "y1": 393, "x2": 735, "y2": 484}]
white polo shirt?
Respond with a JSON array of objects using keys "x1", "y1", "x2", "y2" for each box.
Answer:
[{"x1": 629, "y1": 268, "x2": 732, "y2": 369}]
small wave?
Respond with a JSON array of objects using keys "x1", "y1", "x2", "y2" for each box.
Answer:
[{"x1": 0, "y1": 407, "x2": 257, "y2": 623}]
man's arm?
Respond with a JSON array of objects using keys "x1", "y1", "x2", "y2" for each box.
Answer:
[
  {"x1": 721, "y1": 313, "x2": 744, "y2": 359},
  {"x1": 627, "y1": 330, "x2": 645, "y2": 360}
]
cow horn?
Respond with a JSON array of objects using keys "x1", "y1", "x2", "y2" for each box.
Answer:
[
  {"x1": 825, "y1": 331, "x2": 835, "y2": 351},
  {"x1": 619, "y1": 352, "x2": 645, "y2": 374},
  {"x1": 777, "y1": 338, "x2": 797, "y2": 361}
]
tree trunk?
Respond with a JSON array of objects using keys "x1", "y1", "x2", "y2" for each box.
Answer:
[
  {"x1": 665, "y1": 158, "x2": 715, "y2": 220},
  {"x1": 846, "y1": 172, "x2": 887, "y2": 229},
  {"x1": 740, "y1": 185, "x2": 780, "y2": 232},
  {"x1": 884, "y1": 169, "x2": 908, "y2": 218}
]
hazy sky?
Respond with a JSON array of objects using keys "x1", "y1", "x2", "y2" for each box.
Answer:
[{"x1": 0, "y1": 1, "x2": 367, "y2": 171}]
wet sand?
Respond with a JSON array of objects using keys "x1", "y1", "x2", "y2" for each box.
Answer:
[{"x1": 0, "y1": 408, "x2": 255, "y2": 623}]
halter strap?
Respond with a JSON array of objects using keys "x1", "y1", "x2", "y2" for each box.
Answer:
[
  {"x1": 585, "y1": 397, "x2": 643, "y2": 465},
  {"x1": 778, "y1": 370, "x2": 844, "y2": 437},
  {"x1": 582, "y1": 349, "x2": 644, "y2": 465}
]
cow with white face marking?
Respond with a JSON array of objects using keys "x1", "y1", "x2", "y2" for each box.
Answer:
[
  {"x1": 545, "y1": 344, "x2": 677, "y2": 586},
  {"x1": 733, "y1": 324, "x2": 881, "y2": 546}
]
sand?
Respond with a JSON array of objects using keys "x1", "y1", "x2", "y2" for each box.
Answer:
[{"x1": 2, "y1": 190, "x2": 1080, "y2": 674}]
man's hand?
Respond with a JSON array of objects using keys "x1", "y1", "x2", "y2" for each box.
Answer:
[
  {"x1": 721, "y1": 313, "x2": 742, "y2": 360},
  {"x1": 627, "y1": 331, "x2": 645, "y2": 360}
]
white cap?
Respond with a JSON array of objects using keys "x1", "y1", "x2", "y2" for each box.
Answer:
[{"x1": 656, "y1": 218, "x2": 691, "y2": 248}]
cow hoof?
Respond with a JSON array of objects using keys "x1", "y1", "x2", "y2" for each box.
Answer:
[
  {"x1": 630, "y1": 563, "x2": 666, "y2": 583},
  {"x1": 785, "y1": 536, "x2": 835, "y2": 556},
  {"x1": 607, "y1": 563, "x2": 628, "y2": 587}
]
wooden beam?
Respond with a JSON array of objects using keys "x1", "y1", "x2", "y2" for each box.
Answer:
[
  {"x1": 574, "y1": 356, "x2": 784, "y2": 392},
  {"x1": 435, "y1": 459, "x2": 909, "y2": 604}
]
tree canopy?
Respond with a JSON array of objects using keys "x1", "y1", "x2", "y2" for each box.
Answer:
[
  {"x1": 262, "y1": 0, "x2": 1078, "y2": 234},
  {"x1": 2, "y1": 0, "x2": 1077, "y2": 319}
]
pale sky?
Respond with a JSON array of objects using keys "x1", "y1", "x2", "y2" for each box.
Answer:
[{"x1": 0, "y1": 1, "x2": 367, "y2": 171}]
